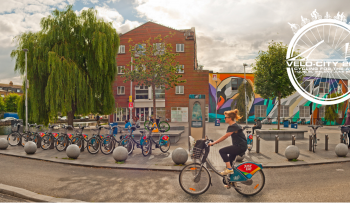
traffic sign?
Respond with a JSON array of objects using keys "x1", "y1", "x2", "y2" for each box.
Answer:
[
  {"x1": 212, "y1": 74, "x2": 217, "y2": 81},
  {"x1": 129, "y1": 96, "x2": 132, "y2": 102},
  {"x1": 128, "y1": 102, "x2": 133, "y2": 108}
]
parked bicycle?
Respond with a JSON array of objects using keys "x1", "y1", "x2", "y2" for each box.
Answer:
[
  {"x1": 179, "y1": 138, "x2": 265, "y2": 196},
  {"x1": 140, "y1": 126, "x2": 171, "y2": 156},
  {"x1": 7, "y1": 122, "x2": 26, "y2": 146},
  {"x1": 40, "y1": 124, "x2": 59, "y2": 150},
  {"x1": 100, "y1": 125, "x2": 122, "y2": 155},
  {"x1": 86, "y1": 125, "x2": 105, "y2": 154},
  {"x1": 119, "y1": 126, "x2": 144, "y2": 155},
  {"x1": 55, "y1": 125, "x2": 73, "y2": 152},
  {"x1": 71, "y1": 125, "x2": 89, "y2": 150},
  {"x1": 308, "y1": 125, "x2": 322, "y2": 152},
  {"x1": 144, "y1": 116, "x2": 170, "y2": 132},
  {"x1": 244, "y1": 126, "x2": 253, "y2": 152},
  {"x1": 339, "y1": 125, "x2": 349, "y2": 146},
  {"x1": 21, "y1": 123, "x2": 42, "y2": 147}
]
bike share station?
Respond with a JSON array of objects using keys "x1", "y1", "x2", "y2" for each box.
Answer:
[{"x1": 188, "y1": 94, "x2": 206, "y2": 150}]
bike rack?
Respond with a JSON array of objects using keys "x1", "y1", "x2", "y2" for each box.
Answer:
[
  {"x1": 275, "y1": 135, "x2": 279, "y2": 153},
  {"x1": 256, "y1": 135, "x2": 260, "y2": 153},
  {"x1": 340, "y1": 134, "x2": 343, "y2": 144},
  {"x1": 309, "y1": 135, "x2": 312, "y2": 151},
  {"x1": 292, "y1": 135, "x2": 295, "y2": 145},
  {"x1": 325, "y1": 134, "x2": 329, "y2": 151}
]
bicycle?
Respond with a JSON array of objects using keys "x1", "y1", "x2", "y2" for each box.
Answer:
[
  {"x1": 308, "y1": 125, "x2": 322, "y2": 153},
  {"x1": 140, "y1": 126, "x2": 171, "y2": 156},
  {"x1": 55, "y1": 125, "x2": 73, "y2": 152},
  {"x1": 7, "y1": 122, "x2": 25, "y2": 146},
  {"x1": 40, "y1": 124, "x2": 60, "y2": 150},
  {"x1": 119, "y1": 126, "x2": 144, "y2": 155},
  {"x1": 100, "y1": 125, "x2": 122, "y2": 155},
  {"x1": 339, "y1": 125, "x2": 349, "y2": 146},
  {"x1": 244, "y1": 126, "x2": 253, "y2": 152},
  {"x1": 179, "y1": 138, "x2": 265, "y2": 196},
  {"x1": 21, "y1": 123, "x2": 42, "y2": 147},
  {"x1": 144, "y1": 116, "x2": 170, "y2": 132},
  {"x1": 86, "y1": 125, "x2": 106, "y2": 154},
  {"x1": 71, "y1": 125, "x2": 89, "y2": 150}
]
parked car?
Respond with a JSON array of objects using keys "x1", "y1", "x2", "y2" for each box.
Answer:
[
  {"x1": 80, "y1": 116, "x2": 89, "y2": 120},
  {"x1": 60, "y1": 116, "x2": 67, "y2": 120},
  {"x1": 0, "y1": 117, "x2": 17, "y2": 122}
]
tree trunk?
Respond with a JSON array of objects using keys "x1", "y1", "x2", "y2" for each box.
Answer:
[
  {"x1": 152, "y1": 84, "x2": 156, "y2": 122},
  {"x1": 67, "y1": 102, "x2": 75, "y2": 127},
  {"x1": 277, "y1": 93, "x2": 281, "y2": 130}
]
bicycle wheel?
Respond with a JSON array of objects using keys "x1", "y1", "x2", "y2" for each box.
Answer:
[
  {"x1": 120, "y1": 138, "x2": 133, "y2": 155},
  {"x1": 312, "y1": 135, "x2": 316, "y2": 153},
  {"x1": 40, "y1": 135, "x2": 52, "y2": 150},
  {"x1": 55, "y1": 135, "x2": 68, "y2": 152},
  {"x1": 7, "y1": 132, "x2": 20, "y2": 146},
  {"x1": 179, "y1": 163, "x2": 211, "y2": 195},
  {"x1": 141, "y1": 138, "x2": 151, "y2": 156},
  {"x1": 101, "y1": 137, "x2": 115, "y2": 155},
  {"x1": 87, "y1": 137, "x2": 100, "y2": 154},
  {"x1": 144, "y1": 120, "x2": 150, "y2": 128},
  {"x1": 233, "y1": 169, "x2": 265, "y2": 196},
  {"x1": 71, "y1": 136, "x2": 84, "y2": 149},
  {"x1": 21, "y1": 133, "x2": 30, "y2": 147},
  {"x1": 159, "y1": 137, "x2": 171, "y2": 153},
  {"x1": 158, "y1": 121, "x2": 170, "y2": 132}
]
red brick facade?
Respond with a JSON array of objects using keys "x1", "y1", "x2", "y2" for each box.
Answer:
[{"x1": 112, "y1": 22, "x2": 210, "y2": 122}]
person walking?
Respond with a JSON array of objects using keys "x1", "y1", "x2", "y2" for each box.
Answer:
[
  {"x1": 96, "y1": 114, "x2": 100, "y2": 126},
  {"x1": 252, "y1": 118, "x2": 262, "y2": 134}
]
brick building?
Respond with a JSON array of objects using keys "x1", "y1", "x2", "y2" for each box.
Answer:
[
  {"x1": 111, "y1": 22, "x2": 211, "y2": 123},
  {"x1": 0, "y1": 81, "x2": 23, "y2": 98}
]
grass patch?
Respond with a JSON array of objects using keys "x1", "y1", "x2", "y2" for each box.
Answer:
[
  {"x1": 174, "y1": 164, "x2": 183, "y2": 166},
  {"x1": 115, "y1": 161, "x2": 125, "y2": 164},
  {"x1": 290, "y1": 159, "x2": 298, "y2": 162},
  {"x1": 62, "y1": 157, "x2": 75, "y2": 160}
]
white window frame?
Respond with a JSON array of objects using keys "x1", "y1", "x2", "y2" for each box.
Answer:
[
  {"x1": 319, "y1": 82, "x2": 329, "y2": 94},
  {"x1": 118, "y1": 45, "x2": 125, "y2": 54},
  {"x1": 177, "y1": 65, "x2": 184, "y2": 73},
  {"x1": 116, "y1": 107, "x2": 128, "y2": 122},
  {"x1": 117, "y1": 66, "x2": 125, "y2": 74},
  {"x1": 155, "y1": 85, "x2": 165, "y2": 99},
  {"x1": 280, "y1": 105, "x2": 289, "y2": 118},
  {"x1": 135, "y1": 85, "x2": 149, "y2": 99},
  {"x1": 319, "y1": 106, "x2": 325, "y2": 118},
  {"x1": 176, "y1": 44, "x2": 184, "y2": 52},
  {"x1": 117, "y1": 86, "x2": 125, "y2": 95},
  {"x1": 299, "y1": 106, "x2": 309, "y2": 118},
  {"x1": 175, "y1": 86, "x2": 184, "y2": 94},
  {"x1": 255, "y1": 105, "x2": 267, "y2": 118}
]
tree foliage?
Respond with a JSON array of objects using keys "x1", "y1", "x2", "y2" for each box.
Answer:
[
  {"x1": 4, "y1": 93, "x2": 21, "y2": 112},
  {"x1": 253, "y1": 41, "x2": 304, "y2": 129},
  {"x1": 0, "y1": 97, "x2": 5, "y2": 114},
  {"x1": 11, "y1": 5, "x2": 119, "y2": 125},
  {"x1": 121, "y1": 34, "x2": 186, "y2": 121},
  {"x1": 231, "y1": 82, "x2": 254, "y2": 122},
  {"x1": 324, "y1": 93, "x2": 344, "y2": 124}
]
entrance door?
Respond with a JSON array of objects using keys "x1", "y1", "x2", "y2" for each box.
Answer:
[{"x1": 136, "y1": 107, "x2": 151, "y2": 122}]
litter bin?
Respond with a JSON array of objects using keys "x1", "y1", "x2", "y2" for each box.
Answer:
[
  {"x1": 283, "y1": 120, "x2": 289, "y2": 128},
  {"x1": 291, "y1": 123, "x2": 298, "y2": 129},
  {"x1": 109, "y1": 122, "x2": 118, "y2": 134},
  {"x1": 215, "y1": 118, "x2": 220, "y2": 126}
]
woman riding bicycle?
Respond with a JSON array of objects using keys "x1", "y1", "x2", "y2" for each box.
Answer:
[{"x1": 208, "y1": 109, "x2": 247, "y2": 175}]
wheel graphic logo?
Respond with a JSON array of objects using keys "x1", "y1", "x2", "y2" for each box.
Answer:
[{"x1": 287, "y1": 10, "x2": 350, "y2": 105}]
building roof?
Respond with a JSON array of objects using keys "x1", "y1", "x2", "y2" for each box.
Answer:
[{"x1": 0, "y1": 81, "x2": 22, "y2": 88}]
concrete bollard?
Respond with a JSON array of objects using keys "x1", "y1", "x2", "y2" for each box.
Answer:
[
  {"x1": 292, "y1": 135, "x2": 296, "y2": 145},
  {"x1": 113, "y1": 146, "x2": 128, "y2": 162},
  {"x1": 275, "y1": 135, "x2": 279, "y2": 153},
  {"x1": 325, "y1": 134, "x2": 329, "y2": 151},
  {"x1": 172, "y1": 147, "x2": 188, "y2": 165},
  {"x1": 66, "y1": 144, "x2": 80, "y2": 159},
  {"x1": 285, "y1": 145, "x2": 300, "y2": 160},
  {"x1": 256, "y1": 135, "x2": 260, "y2": 153},
  {"x1": 335, "y1": 143, "x2": 348, "y2": 157},
  {"x1": 0, "y1": 138, "x2": 8, "y2": 150},
  {"x1": 24, "y1": 141, "x2": 37, "y2": 154},
  {"x1": 309, "y1": 135, "x2": 312, "y2": 151}
]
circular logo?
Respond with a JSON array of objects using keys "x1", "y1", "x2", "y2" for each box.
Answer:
[{"x1": 287, "y1": 10, "x2": 350, "y2": 105}]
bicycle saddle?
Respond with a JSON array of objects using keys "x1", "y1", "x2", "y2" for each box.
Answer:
[
  {"x1": 239, "y1": 152, "x2": 245, "y2": 157},
  {"x1": 159, "y1": 129, "x2": 166, "y2": 133},
  {"x1": 140, "y1": 131, "x2": 144, "y2": 134}
]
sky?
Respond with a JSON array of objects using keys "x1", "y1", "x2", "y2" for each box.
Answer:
[{"x1": 0, "y1": 0, "x2": 349, "y2": 85}]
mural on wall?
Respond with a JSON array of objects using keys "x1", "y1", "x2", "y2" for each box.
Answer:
[{"x1": 209, "y1": 73, "x2": 348, "y2": 125}]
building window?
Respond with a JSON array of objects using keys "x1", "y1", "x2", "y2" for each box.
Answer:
[
  {"x1": 176, "y1": 44, "x2": 184, "y2": 52},
  {"x1": 255, "y1": 105, "x2": 267, "y2": 118},
  {"x1": 319, "y1": 106, "x2": 325, "y2": 118},
  {"x1": 135, "y1": 85, "x2": 148, "y2": 99},
  {"x1": 280, "y1": 105, "x2": 289, "y2": 118},
  {"x1": 117, "y1": 66, "x2": 125, "y2": 74},
  {"x1": 171, "y1": 107, "x2": 188, "y2": 122},
  {"x1": 156, "y1": 107, "x2": 166, "y2": 119},
  {"x1": 118, "y1": 45, "x2": 125, "y2": 54},
  {"x1": 16, "y1": 89, "x2": 20, "y2": 93},
  {"x1": 153, "y1": 43, "x2": 164, "y2": 55},
  {"x1": 175, "y1": 86, "x2": 184, "y2": 94},
  {"x1": 117, "y1": 86, "x2": 125, "y2": 95},
  {"x1": 231, "y1": 78, "x2": 239, "y2": 90},
  {"x1": 299, "y1": 106, "x2": 310, "y2": 117},
  {"x1": 319, "y1": 82, "x2": 329, "y2": 94},
  {"x1": 302, "y1": 80, "x2": 311, "y2": 93},
  {"x1": 116, "y1": 108, "x2": 128, "y2": 121},
  {"x1": 0, "y1": 87, "x2": 2, "y2": 90},
  {"x1": 338, "y1": 83, "x2": 342, "y2": 94},
  {"x1": 155, "y1": 85, "x2": 165, "y2": 99},
  {"x1": 135, "y1": 44, "x2": 146, "y2": 57},
  {"x1": 177, "y1": 65, "x2": 184, "y2": 73}
]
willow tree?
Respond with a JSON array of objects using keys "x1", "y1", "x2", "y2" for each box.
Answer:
[
  {"x1": 121, "y1": 34, "x2": 186, "y2": 121},
  {"x1": 231, "y1": 82, "x2": 254, "y2": 122},
  {"x1": 11, "y1": 5, "x2": 119, "y2": 125}
]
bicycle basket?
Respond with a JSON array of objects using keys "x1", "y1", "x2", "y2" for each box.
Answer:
[
  {"x1": 191, "y1": 147, "x2": 205, "y2": 160},
  {"x1": 11, "y1": 125, "x2": 19, "y2": 132},
  {"x1": 74, "y1": 128, "x2": 83, "y2": 135}
]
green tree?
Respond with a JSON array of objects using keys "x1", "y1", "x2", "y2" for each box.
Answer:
[
  {"x1": 253, "y1": 41, "x2": 304, "y2": 129},
  {"x1": 231, "y1": 81, "x2": 254, "y2": 123},
  {"x1": 0, "y1": 97, "x2": 5, "y2": 117},
  {"x1": 121, "y1": 34, "x2": 186, "y2": 121},
  {"x1": 11, "y1": 5, "x2": 119, "y2": 125},
  {"x1": 324, "y1": 93, "x2": 344, "y2": 124},
  {"x1": 4, "y1": 93, "x2": 21, "y2": 112}
]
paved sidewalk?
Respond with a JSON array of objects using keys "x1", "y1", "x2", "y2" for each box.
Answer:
[{"x1": 0, "y1": 123, "x2": 349, "y2": 171}]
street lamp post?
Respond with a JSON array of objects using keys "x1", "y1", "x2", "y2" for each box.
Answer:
[
  {"x1": 215, "y1": 80, "x2": 218, "y2": 120},
  {"x1": 243, "y1": 63, "x2": 248, "y2": 126},
  {"x1": 23, "y1": 49, "x2": 28, "y2": 131}
]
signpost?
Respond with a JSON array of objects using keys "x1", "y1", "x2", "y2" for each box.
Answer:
[
  {"x1": 212, "y1": 74, "x2": 218, "y2": 123},
  {"x1": 128, "y1": 102, "x2": 133, "y2": 108},
  {"x1": 129, "y1": 96, "x2": 132, "y2": 103}
]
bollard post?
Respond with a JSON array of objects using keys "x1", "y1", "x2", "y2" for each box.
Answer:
[
  {"x1": 340, "y1": 134, "x2": 343, "y2": 143},
  {"x1": 80, "y1": 139, "x2": 84, "y2": 152},
  {"x1": 292, "y1": 135, "x2": 295, "y2": 145},
  {"x1": 325, "y1": 134, "x2": 328, "y2": 151},
  {"x1": 275, "y1": 135, "x2": 279, "y2": 153},
  {"x1": 309, "y1": 135, "x2": 312, "y2": 151},
  {"x1": 256, "y1": 135, "x2": 260, "y2": 153}
]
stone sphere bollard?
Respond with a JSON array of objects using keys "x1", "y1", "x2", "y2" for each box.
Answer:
[
  {"x1": 335, "y1": 143, "x2": 348, "y2": 157},
  {"x1": 0, "y1": 138, "x2": 8, "y2": 150},
  {"x1": 235, "y1": 154, "x2": 245, "y2": 162},
  {"x1": 66, "y1": 144, "x2": 80, "y2": 159},
  {"x1": 113, "y1": 146, "x2": 128, "y2": 162},
  {"x1": 285, "y1": 145, "x2": 300, "y2": 160},
  {"x1": 24, "y1": 141, "x2": 37, "y2": 154},
  {"x1": 172, "y1": 147, "x2": 188, "y2": 165}
]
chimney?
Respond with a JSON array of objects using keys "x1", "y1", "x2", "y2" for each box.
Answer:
[{"x1": 9, "y1": 81, "x2": 13, "y2": 86}]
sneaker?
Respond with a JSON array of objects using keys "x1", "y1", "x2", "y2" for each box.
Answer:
[{"x1": 220, "y1": 168, "x2": 234, "y2": 176}]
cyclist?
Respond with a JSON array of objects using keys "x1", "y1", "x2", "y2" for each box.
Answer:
[{"x1": 208, "y1": 109, "x2": 247, "y2": 176}]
